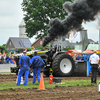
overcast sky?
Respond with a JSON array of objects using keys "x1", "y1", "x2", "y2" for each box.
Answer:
[
  {"x1": 0, "y1": 0, "x2": 100, "y2": 46},
  {"x1": 0, "y1": 0, "x2": 22, "y2": 45}
]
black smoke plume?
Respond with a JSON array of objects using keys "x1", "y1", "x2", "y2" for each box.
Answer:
[{"x1": 43, "y1": 0, "x2": 100, "y2": 47}]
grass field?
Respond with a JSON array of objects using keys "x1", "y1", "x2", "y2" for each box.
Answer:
[
  {"x1": 0, "y1": 72, "x2": 99, "y2": 90},
  {"x1": 0, "y1": 80, "x2": 98, "y2": 90}
]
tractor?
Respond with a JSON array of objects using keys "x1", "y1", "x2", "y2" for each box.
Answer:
[{"x1": 10, "y1": 45, "x2": 75, "y2": 77}]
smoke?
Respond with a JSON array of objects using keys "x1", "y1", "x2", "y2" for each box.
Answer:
[{"x1": 43, "y1": 0, "x2": 100, "y2": 47}]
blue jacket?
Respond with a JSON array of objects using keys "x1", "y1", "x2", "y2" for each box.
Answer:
[
  {"x1": 10, "y1": 58, "x2": 15, "y2": 64},
  {"x1": 31, "y1": 55, "x2": 45, "y2": 68},
  {"x1": 19, "y1": 55, "x2": 31, "y2": 69}
]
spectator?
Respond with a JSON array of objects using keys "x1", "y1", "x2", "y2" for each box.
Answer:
[
  {"x1": 11, "y1": 53, "x2": 15, "y2": 57},
  {"x1": 3, "y1": 54, "x2": 7, "y2": 64},
  {"x1": 6, "y1": 54, "x2": 9, "y2": 63},
  {"x1": 31, "y1": 51, "x2": 45, "y2": 84},
  {"x1": 89, "y1": 50, "x2": 99, "y2": 84},
  {"x1": 10, "y1": 56, "x2": 15, "y2": 64},
  {"x1": 17, "y1": 51, "x2": 31, "y2": 86},
  {"x1": 6, "y1": 56, "x2": 11, "y2": 64},
  {"x1": 0, "y1": 53, "x2": 4, "y2": 64}
]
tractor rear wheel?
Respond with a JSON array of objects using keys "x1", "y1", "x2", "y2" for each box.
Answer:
[{"x1": 52, "y1": 53, "x2": 75, "y2": 77}]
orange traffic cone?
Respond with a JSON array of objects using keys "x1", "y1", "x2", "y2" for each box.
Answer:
[{"x1": 38, "y1": 73, "x2": 45, "y2": 90}]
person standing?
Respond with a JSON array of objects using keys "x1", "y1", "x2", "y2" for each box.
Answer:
[
  {"x1": 10, "y1": 56, "x2": 15, "y2": 64},
  {"x1": 17, "y1": 51, "x2": 31, "y2": 86},
  {"x1": 31, "y1": 51, "x2": 45, "y2": 84},
  {"x1": 0, "y1": 53, "x2": 4, "y2": 64},
  {"x1": 6, "y1": 54, "x2": 9, "y2": 64},
  {"x1": 89, "y1": 50, "x2": 99, "y2": 84},
  {"x1": 6, "y1": 55, "x2": 11, "y2": 64}
]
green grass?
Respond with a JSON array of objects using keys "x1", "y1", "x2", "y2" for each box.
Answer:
[
  {"x1": 0, "y1": 72, "x2": 99, "y2": 90},
  {"x1": 0, "y1": 80, "x2": 99, "y2": 91}
]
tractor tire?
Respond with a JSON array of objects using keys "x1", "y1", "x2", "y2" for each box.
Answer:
[{"x1": 52, "y1": 53, "x2": 75, "y2": 77}]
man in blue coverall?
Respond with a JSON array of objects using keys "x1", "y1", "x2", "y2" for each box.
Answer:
[
  {"x1": 17, "y1": 51, "x2": 31, "y2": 86},
  {"x1": 31, "y1": 51, "x2": 45, "y2": 84}
]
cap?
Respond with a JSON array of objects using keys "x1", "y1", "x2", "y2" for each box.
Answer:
[{"x1": 34, "y1": 51, "x2": 37, "y2": 55}]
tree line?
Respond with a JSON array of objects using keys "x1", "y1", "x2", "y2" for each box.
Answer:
[
  {"x1": 0, "y1": 44, "x2": 9, "y2": 54},
  {"x1": 22, "y1": 0, "x2": 74, "y2": 40}
]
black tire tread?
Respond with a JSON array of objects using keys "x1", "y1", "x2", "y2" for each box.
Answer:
[{"x1": 52, "y1": 53, "x2": 75, "y2": 77}]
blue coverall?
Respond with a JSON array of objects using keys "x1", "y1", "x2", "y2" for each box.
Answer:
[
  {"x1": 17, "y1": 54, "x2": 31, "y2": 86},
  {"x1": 31, "y1": 55, "x2": 44, "y2": 83}
]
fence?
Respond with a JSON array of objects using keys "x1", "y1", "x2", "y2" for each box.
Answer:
[{"x1": 0, "y1": 64, "x2": 16, "y2": 72}]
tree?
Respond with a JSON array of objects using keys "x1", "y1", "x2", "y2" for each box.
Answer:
[
  {"x1": 0, "y1": 44, "x2": 9, "y2": 54},
  {"x1": 22, "y1": 0, "x2": 73, "y2": 39}
]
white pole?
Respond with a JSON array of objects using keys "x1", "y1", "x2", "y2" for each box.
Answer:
[{"x1": 99, "y1": 29, "x2": 100, "y2": 50}]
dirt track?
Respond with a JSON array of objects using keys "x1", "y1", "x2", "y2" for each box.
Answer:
[
  {"x1": 0, "y1": 74, "x2": 100, "y2": 100},
  {"x1": 1, "y1": 74, "x2": 100, "y2": 83}
]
